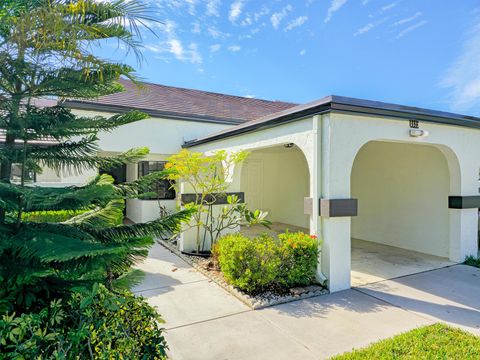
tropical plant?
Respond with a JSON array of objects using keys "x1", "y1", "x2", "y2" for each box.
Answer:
[
  {"x1": 165, "y1": 149, "x2": 270, "y2": 253},
  {"x1": 0, "y1": 0, "x2": 193, "y2": 315},
  {"x1": 216, "y1": 231, "x2": 320, "y2": 294},
  {"x1": 277, "y1": 232, "x2": 320, "y2": 287},
  {"x1": 0, "y1": 284, "x2": 168, "y2": 359}
]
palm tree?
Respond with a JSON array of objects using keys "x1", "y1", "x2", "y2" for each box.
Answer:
[{"x1": 0, "y1": 0, "x2": 192, "y2": 314}]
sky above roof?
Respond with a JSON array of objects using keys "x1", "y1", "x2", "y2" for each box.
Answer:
[{"x1": 97, "y1": 0, "x2": 480, "y2": 116}]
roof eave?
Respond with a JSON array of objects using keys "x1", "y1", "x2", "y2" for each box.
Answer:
[{"x1": 184, "y1": 96, "x2": 480, "y2": 148}]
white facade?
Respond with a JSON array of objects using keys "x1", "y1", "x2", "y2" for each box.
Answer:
[
  {"x1": 35, "y1": 109, "x2": 233, "y2": 223},
  {"x1": 186, "y1": 112, "x2": 480, "y2": 292},
  {"x1": 39, "y1": 97, "x2": 480, "y2": 293}
]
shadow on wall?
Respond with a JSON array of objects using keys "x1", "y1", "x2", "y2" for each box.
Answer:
[{"x1": 240, "y1": 145, "x2": 310, "y2": 230}]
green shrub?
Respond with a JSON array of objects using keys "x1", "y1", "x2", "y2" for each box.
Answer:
[
  {"x1": 216, "y1": 231, "x2": 320, "y2": 293},
  {"x1": 278, "y1": 232, "x2": 320, "y2": 287},
  {"x1": 0, "y1": 284, "x2": 168, "y2": 359},
  {"x1": 21, "y1": 209, "x2": 89, "y2": 223},
  {"x1": 465, "y1": 256, "x2": 480, "y2": 268},
  {"x1": 216, "y1": 233, "x2": 280, "y2": 293}
]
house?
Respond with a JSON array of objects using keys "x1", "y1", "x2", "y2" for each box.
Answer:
[{"x1": 36, "y1": 79, "x2": 480, "y2": 292}]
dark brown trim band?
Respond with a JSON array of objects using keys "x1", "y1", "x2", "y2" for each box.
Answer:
[
  {"x1": 181, "y1": 192, "x2": 245, "y2": 205},
  {"x1": 448, "y1": 196, "x2": 480, "y2": 209},
  {"x1": 320, "y1": 198, "x2": 358, "y2": 217}
]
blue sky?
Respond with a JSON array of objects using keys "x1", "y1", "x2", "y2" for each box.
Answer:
[{"x1": 100, "y1": 0, "x2": 480, "y2": 115}]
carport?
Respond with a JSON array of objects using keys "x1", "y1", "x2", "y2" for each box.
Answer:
[{"x1": 183, "y1": 95, "x2": 480, "y2": 292}]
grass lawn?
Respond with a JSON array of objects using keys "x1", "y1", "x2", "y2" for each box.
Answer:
[
  {"x1": 465, "y1": 256, "x2": 480, "y2": 268},
  {"x1": 332, "y1": 324, "x2": 480, "y2": 359}
]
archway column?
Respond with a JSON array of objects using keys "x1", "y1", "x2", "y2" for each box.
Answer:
[{"x1": 318, "y1": 113, "x2": 354, "y2": 292}]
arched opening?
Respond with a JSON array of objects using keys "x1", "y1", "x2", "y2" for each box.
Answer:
[
  {"x1": 240, "y1": 144, "x2": 310, "y2": 236},
  {"x1": 350, "y1": 140, "x2": 458, "y2": 286}
]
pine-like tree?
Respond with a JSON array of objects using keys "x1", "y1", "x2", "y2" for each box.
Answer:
[{"x1": 0, "y1": 0, "x2": 192, "y2": 313}]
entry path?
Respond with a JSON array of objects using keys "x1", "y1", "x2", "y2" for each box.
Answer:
[{"x1": 133, "y1": 244, "x2": 480, "y2": 360}]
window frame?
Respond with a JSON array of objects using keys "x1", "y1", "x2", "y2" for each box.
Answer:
[{"x1": 137, "y1": 161, "x2": 176, "y2": 200}]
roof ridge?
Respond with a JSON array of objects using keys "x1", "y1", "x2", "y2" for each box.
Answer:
[{"x1": 121, "y1": 79, "x2": 298, "y2": 106}]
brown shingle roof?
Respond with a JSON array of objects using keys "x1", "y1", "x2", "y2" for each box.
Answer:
[{"x1": 62, "y1": 79, "x2": 297, "y2": 124}]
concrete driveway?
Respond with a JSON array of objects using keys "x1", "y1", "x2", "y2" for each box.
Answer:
[{"x1": 133, "y1": 244, "x2": 480, "y2": 360}]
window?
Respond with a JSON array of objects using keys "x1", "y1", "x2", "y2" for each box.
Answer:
[
  {"x1": 10, "y1": 163, "x2": 36, "y2": 183},
  {"x1": 138, "y1": 161, "x2": 176, "y2": 200}
]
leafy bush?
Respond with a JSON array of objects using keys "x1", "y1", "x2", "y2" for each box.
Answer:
[
  {"x1": 0, "y1": 284, "x2": 168, "y2": 359},
  {"x1": 21, "y1": 209, "x2": 89, "y2": 223},
  {"x1": 216, "y1": 231, "x2": 320, "y2": 293},
  {"x1": 216, "y1": 234, "x2": 280, "y2": 293},
  {"x1": 278, "y1": 232, "x2": 320, "y2": 287},
  {"x1": 465, "y1": 256, "x2": 480, "y2": 268}
]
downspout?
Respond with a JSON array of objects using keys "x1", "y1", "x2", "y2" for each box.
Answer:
[{"x1": 313, "y1": 114, "x2": 328, "y2": 285}]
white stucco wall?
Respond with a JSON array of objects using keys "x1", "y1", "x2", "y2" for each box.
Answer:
[
  {"x1": 241, "y1": 147, "x2": 310, "y2": 229},
  {"x1": 351, "y1": 141, "x2": 450, "y2": 257},
  {"x1": 35, "y1": 109, "x2": 234, "y2": 222},
  {"x1": 72, "y1": 109, "x2": 229, "y2": 155},
  {"x1": 321, "y1": 112, "x2": 480, "y2": 291},
  {"x1": 181, "y1": 118, "x2": 318, "y2": 252},
  {"x1": 125, "y1": 159, "x2": 177, "y2": 223}
]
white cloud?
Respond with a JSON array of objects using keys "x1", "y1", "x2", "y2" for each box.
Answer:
[
  {"x1": 284, "y1": 16, "x2": 308, "y2": 31},
  {"x1": 324, "y1": 0, "x2": 348, "y2": 23},
  {"x1": 393, "y1": 12, "x2": 422, "y2": 26},
  {"x1": 441, "y1": 18, "x2": 480, "y2": 111},
  {"x1": 229, "y1": 1, "x2": 244, "y2": 23},
  {"x1": 187, "y1": 43, "x2": 202, "y2": 64},
  {"x1": 192, "y1": 22, "x2": 201, "y2": 34},
  {"x1": 144, "y1": 44, "x2": 163, "y2": 53},
  {"x1": 210, "y1": 44, "x2": 221, "y2": 52},
  {"x1": 395, "y1": 20, "x2": 427, "y2": 39},
  {"x1": 185, "y1": 0, "x2": 197, "y2": 15},
  {"x1": 207, "y1": 26, "x2": 230, "y2": 39},
  {"x1": 244, "y1": 94, "x2": 255, "y2": 98},
  {"x1": 270, "y1": 5, "x2": 292, "y2": 29},
  {"x1": 354, "y1": 23, "x2": 374, "y2": 36},
  {"x1": 381, "y1": 2, "x2": 396, "y2": 12},
  {"x1": 145, "y1": 40, "x2": 202, "y2": 65},
  {"x1": 162, "y1": 20, "x2": 177, "y2": 35},
  {"x1": 300, "y1": 49, "x2": 306, "y2": 56},
  {"x1": 228, "y1": 45, "x2": 241, "y2": 52},
  {"x1": 168, "y1": 39, "x2": 184, "y2": 58},
  {"x1": 253, "y1": 6, "x2": 270, "y2": 22},
  {"x1": 206, "y1": 0, "x2": 221, "y2": 16}
]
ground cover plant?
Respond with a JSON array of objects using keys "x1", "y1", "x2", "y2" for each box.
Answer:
[
  {"x1": 215, "y1": 231, "x2": 320, "y2": 294},
  {"x1": 0, "y1": 284, "x2": 168, "y2": 359},
  {"x1": 465, "y1": 255, "x2": 480, "y2": 268},
  {"x1": 331, "y1": 323, "x2": 480, "y2": 359}
]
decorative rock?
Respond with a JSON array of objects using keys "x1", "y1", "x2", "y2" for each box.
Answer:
[{"x1": 157, "y1": 239, "x2": 329, "y2": 309}]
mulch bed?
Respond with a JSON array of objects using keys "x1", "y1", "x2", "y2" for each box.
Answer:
[{"x1": 157, "y1": 239, "x2": 329, "y2": 310}]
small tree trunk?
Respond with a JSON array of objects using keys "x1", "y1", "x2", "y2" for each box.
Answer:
[{"x1": 0, "y1": 134, "x2": 14, "y2": 224}]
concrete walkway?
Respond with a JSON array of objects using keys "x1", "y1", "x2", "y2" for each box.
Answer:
[{"x1": 133, "y1": 244, "x2": 480, "y2": 360}]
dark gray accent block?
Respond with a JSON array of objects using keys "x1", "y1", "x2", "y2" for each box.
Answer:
[
  {"x1": 181, "y1": 192, "x2": 245, "y2": 205},
  {"x1": 448, "y1": 196, "x2": 480, "y2": 209},
  {"x1": 319, "y1": 198, "x2": 358, "y2": 217}
]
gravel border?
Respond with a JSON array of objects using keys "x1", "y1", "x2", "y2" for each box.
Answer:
[{"x1": 157, "y1": 239, "x2": 329, "y2": 310}]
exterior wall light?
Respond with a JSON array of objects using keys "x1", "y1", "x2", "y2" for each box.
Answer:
[
  {"x1": 284, "y1": 143, "x2": 295, "y2": 148},
  {"x1": 409, "y1": 129, "x2": 429, "y2": 138}
]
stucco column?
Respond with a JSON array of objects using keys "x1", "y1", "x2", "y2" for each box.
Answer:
[
  {"x1": 319, "y1": 114, "x2": 352, "y2": 292},
  {"x1": 450, "y1": 209, "x2": 478, "y2": 262},
  {"x1": 449, "y1": 163, "x2": 480, "y2": 261}
]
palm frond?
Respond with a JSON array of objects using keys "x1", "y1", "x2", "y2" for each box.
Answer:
[
  {"x1": 88, "y1": 209, "x2": 194, "y2": 242},
  {"x1": 65, "y1": 199, "x2": 124, "y2": 228}
]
